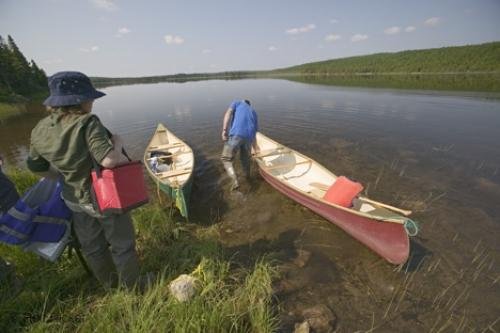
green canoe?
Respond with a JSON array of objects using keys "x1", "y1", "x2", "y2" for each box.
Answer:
[{"x1": 144, "y1": 123, "x2": 194, "y2": 219}]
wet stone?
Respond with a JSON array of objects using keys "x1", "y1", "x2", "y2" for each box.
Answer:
[
  {"x1": 293, "y1": 249, "x2": 312, "y2": 268},
  {"x1": 301, "y1": 304, "x2": 337, "y2": 333},
  {"x1": 294, "y1": 321, "x2": 310, "y2": 333}
]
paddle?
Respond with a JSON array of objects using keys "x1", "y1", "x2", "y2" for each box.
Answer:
[{"x1": 309, "y1": 182, "x2": 412, "y2": 216}]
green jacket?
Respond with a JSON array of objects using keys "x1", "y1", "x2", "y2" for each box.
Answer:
[{"x1": 27, "y1": 110, "x2": 113, "y2": 204}]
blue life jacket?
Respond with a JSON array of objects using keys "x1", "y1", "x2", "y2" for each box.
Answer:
[{"x1": 0, "y1": 178, "x2": 71, "y2": 245}]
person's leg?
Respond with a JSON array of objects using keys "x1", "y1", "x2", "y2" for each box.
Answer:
[
  {"x1": 221, "y1": 136, "x2": 242, "y2": 190},
  {"x1": 239, "y1": 139, "x2": 252, "y2": 179},
  {"x1": 72, "y1": 211, "x2": 117, "y2": 288},
  {"x1": 99, "y1": 213, "x2": 140, "y2": 288}
]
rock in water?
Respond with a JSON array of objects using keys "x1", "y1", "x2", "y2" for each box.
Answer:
[
  {"x1": 301, "y1": 304, "x2": 336, "y2": 333},
  {"x1": 294, "y1": 321, "x2": 310, "y2": 333},
  {"x1": 169, "y1": 274, "x2": 198, "y2": 302}
]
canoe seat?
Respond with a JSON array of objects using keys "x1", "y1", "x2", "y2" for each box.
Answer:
[
  {"x1": 157, "y1": 168, "x2": 191, "y2": 179},
  {"x1": 309, "y1": 182, "x2": 329, "y2": 191},
  {"x1": 307, "y1": 188, "x2": 325, "y2": 198},
  {"x1": 263, "y1": 160, "x2": 311, "y2": 171},
  {"x1": 148, "y1": 142, "x2": 183, "y2": 151},
  {"x1": 254, "y1": 147, "x2": 291, "y2": 158}
]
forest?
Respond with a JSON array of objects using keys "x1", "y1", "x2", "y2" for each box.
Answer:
[
  {"x1": 0, "y1": 35, "x2": 47, "y2": 102},
  {"x1": 273, "y1": 41, "x2": 500, "y2": 74}
]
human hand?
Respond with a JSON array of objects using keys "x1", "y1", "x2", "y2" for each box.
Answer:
[{"x1": 221, "y1": 130, "x2": 228, "y2": 141}]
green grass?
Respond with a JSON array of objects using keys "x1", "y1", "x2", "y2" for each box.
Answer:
[
  {"x1": 0, "y1": 103, "x2": 26, "y2": 121},
  {"x1": 0, "y1": 170, "x2": 279, "y2": 332}
]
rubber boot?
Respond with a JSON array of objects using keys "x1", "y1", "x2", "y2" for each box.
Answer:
[
  {"x1": 85, "y1": 250, "x2": 118, "y2": 289},
  {"x1": 114, "y1": 250, "x2": 140, "y2": 289},
  {"x1": 223, "y1": 161, "x2": 239, "y2": 190}
]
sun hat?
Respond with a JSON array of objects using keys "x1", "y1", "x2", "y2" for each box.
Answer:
[{"x1": 43, "y1": 71, "x2": 105, "y2": 107}]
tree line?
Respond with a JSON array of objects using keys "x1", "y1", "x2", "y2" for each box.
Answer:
[
  {"x1": 0, "y1": 35, "x2": 47, "y2": 101},
  {"x1": 273, "y1": 41, "x2": 500, "y2": 74}
]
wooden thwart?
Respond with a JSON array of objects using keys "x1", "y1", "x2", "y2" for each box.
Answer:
[
  {"x1": 309, "y1": 182, "x2": 412, "y2": 216},
  {"x1": 148, "y1": 142, "x2": 183, "y2": 151},
  {"x1": 263, "y1": 160, "x2": 311, "y2": 171},
  {"x1": 253, "y1": 147, "x2": 291, "y2": 159},
  {"x1": 157, "y1": 168, "x2": 191, "y2": 179}
]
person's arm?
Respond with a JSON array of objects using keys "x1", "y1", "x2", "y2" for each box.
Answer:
[
  {"x1": 86, "y1": 117, "x2": 127, "y2": 169},
  {"x1": 221, "y1": 107, "x2": 234, "y2": 141},
  {"x1": 100, "y1": 134, "x2": 126, "y2": 168}
]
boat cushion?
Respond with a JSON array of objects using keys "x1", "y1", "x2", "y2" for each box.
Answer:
[{"x1": 323, "y1": 176, "x2": 364, "y2": 207}]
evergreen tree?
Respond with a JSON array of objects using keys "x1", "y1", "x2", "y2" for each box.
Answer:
[{"x1": 0, "y1": 34, "x2": 47, "y2": 101}]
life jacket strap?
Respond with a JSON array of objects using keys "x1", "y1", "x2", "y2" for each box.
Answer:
[
  {"x1": 32, "y1": 216, "x2": 67, "y2": 225},
  {"x1": 7, "y1": 207, "x2": 31, "y2": 222},
  {"x1": 0, "y1": 224, "x2": 29, "y2": 240}
]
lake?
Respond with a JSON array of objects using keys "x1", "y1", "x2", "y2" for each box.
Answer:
[{"x1": 1, "y1": 78, "x2": 499, "y2": 331}]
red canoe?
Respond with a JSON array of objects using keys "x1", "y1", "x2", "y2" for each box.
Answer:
[{"x1": 254, "y1": 132, "x2": 414, "y2": 264}]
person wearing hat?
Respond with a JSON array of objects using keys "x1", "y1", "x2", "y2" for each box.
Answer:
[
  {"x1": 220, "y1": 99, "x2": 259, "y2": 190},
  {"x1": 27, "y1": 71, "x2": 141, "y2": 289}
]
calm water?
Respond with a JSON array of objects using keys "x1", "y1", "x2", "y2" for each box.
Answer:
[{"x1": 1, "y1": 79, "x2": 499, "y2": 331}]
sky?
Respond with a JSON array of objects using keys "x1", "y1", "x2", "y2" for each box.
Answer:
[{"x1": 1, "y1": 0, "x2": 500, "y2": 77}]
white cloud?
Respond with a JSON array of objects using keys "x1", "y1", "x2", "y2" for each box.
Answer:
[
  {"x1": 164, "y1": 35, "x2": 185, "y2": 45},
  {"x1": 115, "y1": 27, "x2": 131, "y2": 37},
  {"x1": 351, "y1": 34, "x2": 368, "y2": 42},
  {"x1": 405, "y1": 26, "x2": 416, "y2": 32},
  {"x1": 90, "y1": 0, "x2": 117, "y2": 11},
  {"x1": 209, "y1": 64, "x2": 217, "y2": 69},
  {"x1": 268, "y1": 46, "x2": 277, "y2": 51},
  {"x1": 384, "y1": 26, "x2": 400, "y2": 35},
  {"x1": 424, "y1": 17, "x2": 441, "y2": 27},
  {"x1": 324, "y1": 34, "x2": 341, "y2": 42},
  {"x1": 201, "y1": 49, "x2": 212, "y2": 54},
  {"x1": 285, "y1": 23, "x2": 316, "y2": 35},
  {"x1": 79, "y1": 46, "x2": 99, "y2": 52},
  {"x1": 330, "y1": 19, "x2": 339, "y2": 24},
  {"x1": 118, "y1": 27, "x2": 130, "y2": 34}
]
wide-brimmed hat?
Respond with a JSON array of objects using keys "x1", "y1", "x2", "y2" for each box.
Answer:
[{"x1": 43, "y1": 71, "x2": 105, "y2": 107}]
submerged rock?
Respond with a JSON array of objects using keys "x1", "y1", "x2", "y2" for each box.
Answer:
[
  {"x1": 293, "y1": 249, "x2": 312, "y2": 268},
  {"x1": 294, "y1": 320, "x2": 310, "y2": 333},
  {"x1": 301, "y1": 304, "x2": 337, "y2": 333},
  {"x1": 169, "y1": 274, "x2": 198, "y2": 302}
]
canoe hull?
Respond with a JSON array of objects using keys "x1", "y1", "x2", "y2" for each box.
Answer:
[
  {"x1": 157, "y1": 177, "x2": 193, "y2": 219},
  {"x1": 259, "y1": 169, "x2": 409, "y2": 264}
]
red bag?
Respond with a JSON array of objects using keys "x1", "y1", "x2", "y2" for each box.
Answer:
[
  {"x1": 323, "y1": 176, "x2": 363, "y2": 207},
  {"x1": 91, "y1": 154, "x2": 149, "y2": 214}
]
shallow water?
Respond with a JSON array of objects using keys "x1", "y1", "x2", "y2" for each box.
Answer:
[{"x1": 1, "y1": 79, "x2": 499, "y2": 331}]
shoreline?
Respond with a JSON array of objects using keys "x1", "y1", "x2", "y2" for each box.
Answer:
[{"x1": 0, "y1": 102, "x2": 27, "y2": 121}]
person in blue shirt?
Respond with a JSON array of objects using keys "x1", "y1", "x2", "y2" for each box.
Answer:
[{"x1": 221, "y1": 99, "x2": 259, "y2": 190}]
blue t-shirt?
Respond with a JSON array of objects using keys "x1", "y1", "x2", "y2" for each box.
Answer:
[{"x1": 228, "y1": 100, "x2": 258, "y2": 141}]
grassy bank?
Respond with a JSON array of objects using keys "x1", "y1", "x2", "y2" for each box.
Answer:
[
  {"x1": 0, "y1": 103, "x2": 27, "y2": 121},
  {"x1": 0, "y1": 169, "x2": 279, "y2": 332}
]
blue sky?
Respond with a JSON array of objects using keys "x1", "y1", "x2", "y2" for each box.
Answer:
[{"x1": 1, "y1": 0, "x2": 499, "y2": 77}]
